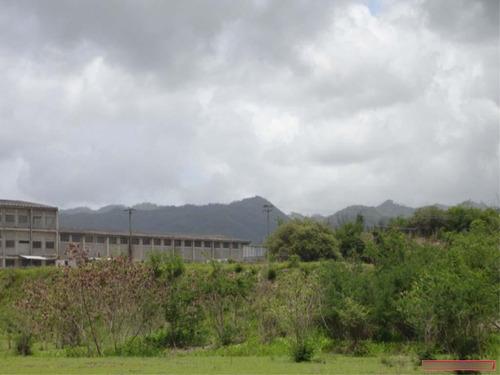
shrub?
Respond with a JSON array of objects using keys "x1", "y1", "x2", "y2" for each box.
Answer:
[
  {"x1": 234, "y1": 264, "x2": 243, "y2": 273},
  {"x1": 15, "y1": 333, "x2": 32, "y2": 356},
  {"x1": 288, "y1": 254, "x2": 300, "y2": 268},
  {"x1": 267, "y1": 267, "x2": 277, "y2": 281},
  {"x1": 291, "y1": 341, "x2": 315, "y2": 362}
]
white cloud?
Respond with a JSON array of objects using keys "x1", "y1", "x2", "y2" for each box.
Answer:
[{"x1": 0, "y1": 0, "x2": 497, "y2": 214}]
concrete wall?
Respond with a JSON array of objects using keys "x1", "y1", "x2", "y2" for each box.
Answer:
[
  {"x1": 59, "y1": 233, "x2": 244, "y2": 262},
  {"x1": 0, "y1": 206, "x2": 58, "y2": 268}
]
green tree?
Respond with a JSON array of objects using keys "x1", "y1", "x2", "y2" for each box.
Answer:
[
  {"x1": 200, "y1": 261, "x2": 254, "y2": 346},
  {"x1": 267, "y1": 218, "x2": 340, "y2": 261},
  {"x1": 320, "y1": 260, "x2": 374, "y2": 349},
  {"x1": 279, "y1": 268, "x2": 320, "y2": 362},
  {"x1": 400, "y1": 222, "x2": 499, "y2": 359},
  {"x1": 335, "y1": 214, "x2": 366, "y2": 258}
]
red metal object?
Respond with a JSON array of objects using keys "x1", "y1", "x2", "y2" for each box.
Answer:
[{"x1": 422, "y1": 360, "x2": 495, "y2": 371}]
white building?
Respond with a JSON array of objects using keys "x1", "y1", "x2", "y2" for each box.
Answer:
[
  {"x1": 0, "y1": 200, "x2": 59, "y2": 267},
  {"x1": 0, "y1": 199, "x2": 250, "y2": 268}
]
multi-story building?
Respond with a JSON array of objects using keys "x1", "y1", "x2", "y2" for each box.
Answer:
[
  {"x1": 58, "y1": 228, "x2": 248, "y2": 262},
  {"x1": 0, "y1": 199, "x2": 251, "y2": 268},
  {"x1": 0, "y1": 200, "x2": 59, "y2": 267}
]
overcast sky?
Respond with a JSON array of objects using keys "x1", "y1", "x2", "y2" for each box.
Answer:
[{"x1": 0, "y1": 0, "x2": 498, "y2": 215}]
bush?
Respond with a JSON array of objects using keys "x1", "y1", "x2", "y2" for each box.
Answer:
[
  {"x1": 64, "y1": 346, "x2": 88, "y2": 357},
  {"x1": 291, "y1": 341, "x2": 315, "y2": 362},
  {"x1": 148, "y1": 251, "x2": 185, "y2": 280},
  {"x1": 267, "y1": 267, "x2": 277, "y2": 281},
  {"x1": 288, "y1": 254, "x2": 300, "y2": 268},
  {"x1": 113, "y1": 331, "x2": 169, "y2": 356},
  {"x1": 15, "y1": 333, "x2": 32, "y2": 356},
  {"x1": 267, "y1": 218, "x2": 341, "y2": 261},
  {"x1": 234, "y1": 264, "x2": 244, "y2": 273}
]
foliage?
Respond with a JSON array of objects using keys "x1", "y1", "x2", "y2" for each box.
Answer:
[
  {"x1": 18, "y1": 249, "x2": 161, "y2": 356},
  {"x1": 163, "y1": 272, "x2": 206, "y2": 348},
  {"x1": 388, "y1": 205, "x2": 499, "y2": 238},
  {"x1": 3, "y1": 205, "x2": 498, "y2": 361},
  {"x1": 290, "y1": 340, "x2": 315, "y2": 362},
  {"x1": 148, "y1": 251, "x2": 185, "y2": 281},
  {"x1": 399, "y1": 221, "x2": 499, "y2": 359},
  {"x1": 200, "y1": 260, "x2": 255, "y2": 346},
  {"x1": 278, "y1": 269, "x2": 320, "y2": 361},
  {"x1": 320, "y1": 261, "x2": 374, "y2": 347},
  {"x1": 267, "y1": 218, "x2": 341, "y2": 261},
  {"x1": 267, "y1": 267, "x2": 277, "y2": 281},
  {"x1": 335, "y1": 214, "x2": 366, "y2": 258},
  {"x1": 251, "y1": 280, "x2": 285, "y2": 343},
  {"x1": 15, "y1": 333, "x2": 33, "y2": 356}
]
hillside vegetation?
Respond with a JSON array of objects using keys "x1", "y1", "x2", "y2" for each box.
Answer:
[{"x1": 0, "y1": 205, "x2": 498, "y2": 363}]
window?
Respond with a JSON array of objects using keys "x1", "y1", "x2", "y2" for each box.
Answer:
[
  {"x1": 120, "y1": 237, "x2": 128, "y2": 245},
  {"x1": 164, "y1": 239, "x2": 172, "y2": 246},
  {"x1": 194, "y1": 241, "x2": 202, "y2": 247},
  {"x1": 33, "y1": 241, "x2": 42, "y2": 249},
  {"x1": 5, "y1": 214, "x2": 15, "y2": 223},
  {"x1": 109, "y1": 237, "x2": 117, "y2": 244},
  {"x1": 45, "y1": 217, "x2": 55, "y2": 228},
  {"x1": 6, "y1": 259, "x2": 15, "y2": 267},
  {"x1": 223, "y1": 242, "x2": 230, "y2": 249},
  {"x1": 72, "y1": 235, "x2": 81, "y2": 242},
  {"x1": 143, "y1": 238, "x2": 151, "y2": 246},
  {"x1": 6, "y1": 240, "x2": 14, "y2": 248},
  {"x1": 60, "y1": 234, "x2": 69, "y2": 242},
  {"x1": 32, "y1": 216, "x2": 42, "y2": 226},
  {"x1": 18, "y1": 215, "x2": 28, "y2": 224},
  {"x1": 19, "y1": 240, "x2": 30, "y2": 244},
  {"x1": 132, "y1": 237, "x2": 140, "y2": 245},
  {"x1": 232, "y1": 243, "x2": 239, "y2": 249},
  {"x1": 46, "y1": 241, "x2": 55, "y2": 249},
  {"x1": 184, "y1": 240, "x2": 192, "y2": 247},
  {"x1": 154, "y1": 239, "x2": 161, "y2": 246},
  {"x1": 97, "y1": 236, "x2": 106, "y2": 244},
  {"x1": 214, "y1": 242, "x2": 220, "y2": 248},
  {"x1": 85, "y1": 235, "x2": 94, "y2": 243},
  {"x1": 174, "y1": 239, "x2": 182, "y2": 247},
  {"x1": 204, "y1": 241, "x2": 212, "y2": 248}
]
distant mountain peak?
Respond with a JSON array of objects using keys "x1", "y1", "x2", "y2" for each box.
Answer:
[{"x1": 97, "y1": 204, "x2": 126, "y2": 213}]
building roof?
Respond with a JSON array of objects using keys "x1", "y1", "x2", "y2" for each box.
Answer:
[
  {"x1": 58, "y1": 227, "x2": 251, "y2": 243},
  {"x1": 0, "y1": 199, "x2": 58, "y2": 210}
]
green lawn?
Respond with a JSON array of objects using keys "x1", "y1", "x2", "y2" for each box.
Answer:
[{"x1": 0, "y1": 355, "x2": 429, "y2": 374}]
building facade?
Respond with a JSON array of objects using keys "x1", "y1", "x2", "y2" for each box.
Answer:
[
  {"x1": 0, "y1": 199, "x2": 251, "y2": 268},
  {"x1": 0, "y1": 200, "x2": 59, "y2": 267},
  {"x1": 58, "y1": 228, "x2": 248, "y2": 262}
]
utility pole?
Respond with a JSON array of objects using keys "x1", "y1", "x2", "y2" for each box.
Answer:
[
  {"x1": 124, "y1": 208, "x2": 135, "y2": 263},
  {"x1": 263, "y1": 204, "x2": 273, "y2": 241}
]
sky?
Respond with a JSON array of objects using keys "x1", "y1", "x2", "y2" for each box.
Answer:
[{"x1": 0, "y1": 0, "x2": 498, "y2": 215}]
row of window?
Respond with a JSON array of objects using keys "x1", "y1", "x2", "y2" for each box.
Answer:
[
  {"x1": 60, "y1": 234, "x2": 239, "y2": 249},
  {"x1": 0, "y1": 214, "x2": 56, "y2": 227},
  {"x1": 2, "y1": 240, "x2": 55, "y2": 249}
]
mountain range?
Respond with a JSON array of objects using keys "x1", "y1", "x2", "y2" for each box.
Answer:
[{"x1": 59, "y1": 197, "x2": 494, "y2": 244}]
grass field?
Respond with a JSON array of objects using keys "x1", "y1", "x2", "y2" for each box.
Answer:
[{"x1": 0, "y1": 354, "x2": 427, "y2": 374}]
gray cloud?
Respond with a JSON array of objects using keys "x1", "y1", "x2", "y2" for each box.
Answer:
[{"x1": 0, "y1": 0, "x2": 498, "y2": 214}]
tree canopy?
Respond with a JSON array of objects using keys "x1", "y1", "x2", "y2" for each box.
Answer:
[{"x1": 266, "y1": 218, "x2": 340, "y2": 261}]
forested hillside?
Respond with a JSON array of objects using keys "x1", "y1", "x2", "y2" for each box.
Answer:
[
  {"x1": 59, "y1": 197, "x2": 496, "y2": 244},
  {"x1": 60, "y1": 196, "x2": 287, "y2": 244}
]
